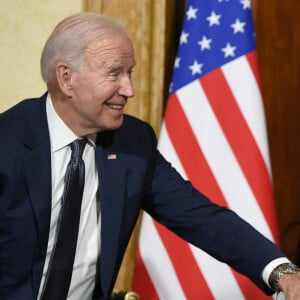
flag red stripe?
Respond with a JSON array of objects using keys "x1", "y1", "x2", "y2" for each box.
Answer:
[
  {"x1": 132, "y1": 249, "x2": 160, "y2": 300},
  {"x1": 246, "y1": 50, "x2": 262, "y2": 90},
  {"x1": 165, "y1": 88, "x2": 271, "y2": 298},
  {"x1": 154, "y1": 221, "x2": 214, "y2": 299},
  {"x1": 200, "y1": 69, "x2": 279, "y2": 243},
  {"x1": 164, "y1": 94, "x2": 227, "y2": 206}
]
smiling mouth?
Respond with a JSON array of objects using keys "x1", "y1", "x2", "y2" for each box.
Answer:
[{"x1": 106, "y1": 103, "x2": 125, "y2": 110}]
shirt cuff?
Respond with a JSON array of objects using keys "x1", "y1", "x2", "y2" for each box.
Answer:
[{"x1": 262, "y1": 257, "x2": 291, "y2": 288}]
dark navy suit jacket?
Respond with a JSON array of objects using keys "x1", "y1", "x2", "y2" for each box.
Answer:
[{"x1": 0, "y1": 94, "x2": 283, "y2": 299}]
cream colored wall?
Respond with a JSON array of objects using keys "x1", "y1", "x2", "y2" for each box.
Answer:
[{"x1": 0, "y1": 0, "x2": 82, "y2": 112}]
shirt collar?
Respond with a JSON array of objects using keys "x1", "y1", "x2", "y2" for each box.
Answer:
[{"x1": 46, "y1": 94, "x2": 96, "y2": 153}]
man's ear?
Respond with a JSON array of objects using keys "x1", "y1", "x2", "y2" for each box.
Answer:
[{"x1": 56, "y1": 63, "x2": 73, "y2": 96}]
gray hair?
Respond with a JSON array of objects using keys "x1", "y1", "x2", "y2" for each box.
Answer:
[{"x1": 40, "y1": 12, "x2": 126, "y2": 84}]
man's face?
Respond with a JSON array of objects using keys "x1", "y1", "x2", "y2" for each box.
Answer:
[{"x1": 68, "y1": 33, "x2": 136, "y2": 134}]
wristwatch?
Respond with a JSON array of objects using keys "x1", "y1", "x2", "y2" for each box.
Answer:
[{"x1": 269, "y1": 262, "x2": 300, "y2": 292}]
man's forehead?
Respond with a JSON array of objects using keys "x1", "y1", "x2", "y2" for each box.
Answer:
[
  {"x1": 86, "y1": 35, "x2": 134, "y2": 57},
  {"x1": 86, "y1": 31, "x2": 133, "y2": 52},
  {"x1": 83, "y1": 39, "x2": 135, "y2": 71}
]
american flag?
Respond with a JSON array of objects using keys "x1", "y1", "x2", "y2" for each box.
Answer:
[{"x1": 133, "y1": 0, "x2": 279, "y2": 299}]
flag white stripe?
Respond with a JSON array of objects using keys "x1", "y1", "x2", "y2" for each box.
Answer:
[
  {"x1": 222, "y1": 56, "x2": 272, "y2": 176},
  {"x1": 139, "y1": 213, "x2": 187, "y2": 299},
  {"x1": 189, "y1": 245, "x2": 245, "y2": 300},
  {"x1": 176, "y1": 80, "x2": 274, "y2": 241},
  {"x1": 158, "y1": 123, "x2": 188, "y2": 181}
]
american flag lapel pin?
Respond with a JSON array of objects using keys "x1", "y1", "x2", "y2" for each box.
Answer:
[{"x1": 107, "y1": 153, "x2": 117, "y2": 160}]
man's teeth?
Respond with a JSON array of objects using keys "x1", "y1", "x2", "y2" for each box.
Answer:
[{"x1": 108, "y1": 104, "x2": 123, "y2": 110}]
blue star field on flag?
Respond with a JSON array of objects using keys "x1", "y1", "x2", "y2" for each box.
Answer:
[{"x1": 170, "y1": 0, "x2": 255, "y2": 94}]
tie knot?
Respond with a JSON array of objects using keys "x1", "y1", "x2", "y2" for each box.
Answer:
[{"x1": 70, "y1": 139, "x2": 87, "y2": 159}]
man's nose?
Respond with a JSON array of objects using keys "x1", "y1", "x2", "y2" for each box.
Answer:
[{"x1": 119, "y1": 76, "x2": 135, "y2": 98}]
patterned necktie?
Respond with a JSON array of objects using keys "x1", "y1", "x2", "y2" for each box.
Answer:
[{"x1": 41, "y1": 139, "x2": 87, "y2": 300}]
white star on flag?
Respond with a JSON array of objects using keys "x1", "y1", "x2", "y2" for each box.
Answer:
[
  {"x1": 207, "y1": 11, "x2": 221, "y2": 26},
  {"x1": 240, "y1": 0, "x2": 251, "y2": 10},
  {"x1": 221, "y1": 42, "x2": 237, "y2": 57},
  {"x1": 174, "y1": 57, "x2": 181, "y2": 68},
  {"x1": 231, "y1": 18, "x2": 246, "y2": 33},
  {"x1": 180, "y1": 30, "x2": 189, "y2": 44},
  {"x1": 198, "y1": 35, "x2": 212, "y2": 51},
  {"x1": 168, "y1": 82, "x2": 173, "y2": 94},
  {"x1": 189, "y1": 60, "x2": 203, "y2": 75},
  {"x1": 186, "y1": 5, "x2": 198, "y2": 20}
]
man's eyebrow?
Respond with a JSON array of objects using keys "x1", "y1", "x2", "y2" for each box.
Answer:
[
  {"x1": 108, "y1": 66, "x2": 121, "y2": 72},
  {"x1": 104, "y1": 64, "x2": 121, "y2": 74},
  {"x1": 106, "y1": 63, "x2": 135, "y2": 73}
]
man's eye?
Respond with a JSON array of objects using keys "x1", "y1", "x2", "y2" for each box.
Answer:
[
  {"x1": 108, "y1": 73, "x2": 118, "y2": 80},
  {"x1": 128, "y1": 70, "x2": 134, "y2": 78}
]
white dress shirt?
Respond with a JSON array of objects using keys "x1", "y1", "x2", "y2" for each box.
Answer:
[{"x1": 38, "y1": 94, "x2": 100, "y2": 299}]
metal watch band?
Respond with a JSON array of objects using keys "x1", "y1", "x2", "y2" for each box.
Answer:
[{"x1": 269, "y1": 262, "x2": 300, "y2": 292}]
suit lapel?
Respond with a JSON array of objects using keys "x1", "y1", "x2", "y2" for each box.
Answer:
[
  {"x1": 95, "y1": 132, "x2": 127, "y2": 297},
  {"x1": 22, "y1": 95, "x2": 52, "y2": 296},
  {"x1": 23, "y1": 141, "x2": 52, "y2": 243}
]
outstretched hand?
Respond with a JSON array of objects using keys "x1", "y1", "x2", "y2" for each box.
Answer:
[{"x1": 279, "y1": 272, "x2": 300, "y2": 300}]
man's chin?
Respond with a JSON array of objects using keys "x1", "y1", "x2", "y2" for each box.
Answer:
[{"x1": 100, "y1": 118, "x2": 124, "y2": 132}]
